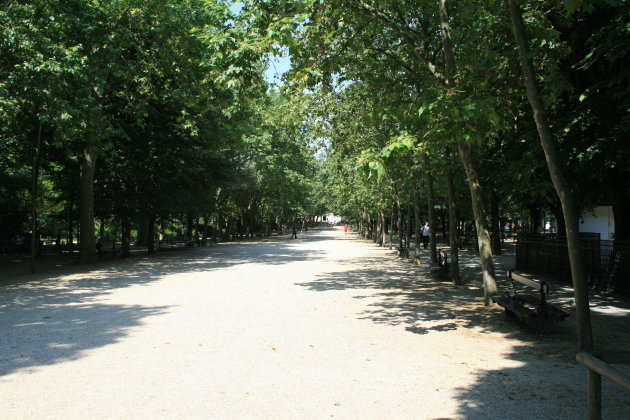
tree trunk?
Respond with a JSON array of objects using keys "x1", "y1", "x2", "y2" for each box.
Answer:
[
  {"x1": 203, "y1": 215, "x2": 209, "y2": 245},
  {"x1": 405, "y1": 204, "x2": 411, "y2": 249},
  {"x1": 457, "y1": 138, "x2": 498, "y2": 304},
  {"x1": 508, "y1": 0, "x2": 592, "y2": 351},
  {"x1": 186, "y1": 214, "x2": 193, "y2": 240},
  {"x1": 29, "y1": 122, "x2": 42, "y2": 273},
  {"x1": 213, "y1": 215, "x2": 220, "y2": 243},
  {"x1": 446, "y1": 151, "x2": 461, "y2": 285},
  {"x1": 147, "y1": 215, "x2": 156, "y2": 253},
  {"x1": 422, "y1": 152, "x2": 438, "y2": 264},
  {"x1": 79, "y1": 116, "x2": 98, "y2": 264},
  {"x1": 440, "y1": 0, "x2": 497, "y2": 302},
  {"x1": 136, "y1": 216, "x2": 148, "y2": 246},
  {"x1": 612, "y1": 196, "x2": 630, "y2": 241},
  {"x1": 224, "y1": 218, "x2": 232, "y2": 241},
  {"x1": 380, "y1": 207, "x2": 386, "y2": 247},
  {"x1": 67, "y1": 207, "x2": 74, "y2": 253},
  {"x1": 528, "y1": 205, "x2": 541, "y2": 234},
  {"x1": 548, "y1": 202, "x2": 565, "y2": 236},
  {"x1": 491, "y1": 193, "x2": 502, "y2": 255},
  {"x1": 193, "y1": 217, "x2": 201, "y2": 242},
  {"x1": 121, "y1": 216, "x2": 131, "y2": 258},
  {"x1": 611, "y1": 173, "x2": 630, "y2": 240},
  {"x1": 389, "y1": 201, "x2": 395, "y2": 250},
  {"x1": 397, "y1": 198, "x2": 403, "y2": 251},
  {"x1": 411, "y1": 182, "x2": 422, "y2": 265}
]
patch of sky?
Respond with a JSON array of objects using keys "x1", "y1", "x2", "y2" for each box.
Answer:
[
  {"x1": 265, "y1": 49, "x2": 292, "y2": 86},
  {"x1": 227, "y1": 1, "x2": 243, "y2": 14}
]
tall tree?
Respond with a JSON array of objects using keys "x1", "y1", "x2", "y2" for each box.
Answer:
[{"x1": 507, "y1": 0, "x2": 592, "y2": 350}]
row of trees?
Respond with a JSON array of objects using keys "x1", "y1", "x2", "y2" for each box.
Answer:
[
  {"x1": 0, "y1": 1, "x2": 323, "y2": 267},
  {"x1": 248, "y1": 0, "x2": 629, "y2": 351}
]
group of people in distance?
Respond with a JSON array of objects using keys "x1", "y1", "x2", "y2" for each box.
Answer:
[{"x1": 291, "y1": 221, "x2": 431, "y2": 245}]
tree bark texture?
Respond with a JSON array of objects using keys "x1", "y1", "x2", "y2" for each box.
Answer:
[
  {"x1": 508, "y1": 0, "x2": 593, "y2": 351},
  {"x1": 491, "y1": 194, "x2": 502, "y2": 255},
  {"x1": 612, "y1": 194, "x2": 630, "y2": 241},
  {"x1": 79, "y1": 117, "x2": 98, "y2": 263},
  {"x1": 136, "y1": 216, "x2": 148, "y2": 246},
  {"x1": 30, "y1": 122, "x2": 42, "y2": 273},
  {"x1": 389, "y1": 202, "x2": 395, "y2": 250},
  {"x1": 147, "y1": 215, "x2": 155, "y2": 253},
  {"x1": 405, "y1": 205, "x2": 411, "y2": 249},
  {"x1": 422, "y1": 152, "x2": 438, "y2": 264},
  {"x1": 440, "y1": 0, "x2": 497, "y2": 300},
  {"x1": 411, "y1": 182, "x2": 422, "y2": 265},
  {"x1": 457, "y1": 138, "x2": 498, "y2": 304},
  {"x1": 446, "y1": 154, "x2": 461, "y2": 285},
  {"x1": 121, "y1": 217, "x2": 131, "y2": 258},
  {"x1": 380, "y1": 207, "x2": 386, "y2": 247},
  {"x1": 397, "y1": 198, "x2": 404, "y2": 251},
  {"x1": 67, "y1": 200, "x2": 74, "y2": 252}
]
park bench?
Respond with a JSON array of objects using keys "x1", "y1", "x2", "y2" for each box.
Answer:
[
  {"x1": 492, "y1": 270, "x2": 569, "y2": 333},
  {"x1": 437, "y1": 248, "x2": 448, "y2": 271},
  {"x1": 157, "y1": 240, "x2": 198, "y2": 250}
]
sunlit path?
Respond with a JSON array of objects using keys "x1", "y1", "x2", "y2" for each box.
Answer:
[{"x1": 1, "y1": 227, "x2": 628, "y2": 419}]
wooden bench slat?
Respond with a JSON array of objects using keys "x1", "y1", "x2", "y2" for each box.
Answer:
[
  {"x1": 511, "y1": 272, "x2": 549, "y2": 294},
  {"x1": 494, "y1": 270, "x2": 569, "y2": 333},
  {"x1": 508, "y1": 294, "x2": 568, "y2": 320},
  {"x1": 492, "y1": 295, "x2": 537, "y2": 319}
]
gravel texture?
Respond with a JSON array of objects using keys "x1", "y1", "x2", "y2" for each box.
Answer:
[{"x1": 1, "y1": 227, "x2": 629, "y2": 419}]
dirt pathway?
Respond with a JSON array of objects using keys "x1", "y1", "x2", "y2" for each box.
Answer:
[{"x1": 0, "y1": 227, "x2": 628, "y2": 419}]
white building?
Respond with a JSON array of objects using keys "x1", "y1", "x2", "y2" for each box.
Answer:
[
  {"x1": 321, "y1": 213, "x2": 342, "y2": 225},
  {"x1": 580, "y1": 206, "x2": 615, "y2": 240}
]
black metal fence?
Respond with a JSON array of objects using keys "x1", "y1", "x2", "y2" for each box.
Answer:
[{"x1": 515, "y1": 234, "x2": 630, "y2": 296}]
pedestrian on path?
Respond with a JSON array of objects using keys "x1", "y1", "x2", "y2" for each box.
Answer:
[
  {"x1": 291, "y1": 225, "x2": 298, "y2": 239},
  {"x1": 421, "y1": 222, "x2": 430, "y2": 248}
]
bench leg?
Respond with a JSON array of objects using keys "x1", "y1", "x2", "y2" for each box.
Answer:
[
  {"x1": 536, "y1": 307, "x2": 550, "y2": 335},
  {"x1": 588, "y1": 369, "x2": 602, "y2": 420}
]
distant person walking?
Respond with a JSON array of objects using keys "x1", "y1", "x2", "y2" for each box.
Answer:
[
  {"x1": 343, "y1": 224, "x2": 349, "y2": 233},
  {"x1": 421, "y1": 222, "x2": 430, "y2": 249},
  {"x1": 291, "y1": 226, "x2": 298, "y2": 239}
]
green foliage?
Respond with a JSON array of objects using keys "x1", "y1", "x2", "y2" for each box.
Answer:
[
  {"x1": 0, "y1": 0, "x2": 626, "y2": 246},
  {"x1": 0, "y1": 0, "x2": 320, "y2": 244}
]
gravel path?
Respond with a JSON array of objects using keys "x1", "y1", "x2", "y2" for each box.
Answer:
[{"x1": 1, "y1": 227, "x2": 628, "y2": 419}]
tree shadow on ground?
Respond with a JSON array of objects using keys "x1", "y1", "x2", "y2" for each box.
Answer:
[
  {"x1": 446, "y1": 341, "x2": 630, "y2": 419},
  {"x1": 297, "y1": 254, "x2": 535, "y2": 337},
  {"x1": 0, "y1": 228, "x2": 331, "y2": 280},
  {"x1": 0, "y1": 238, "x2": 325, "y2": 377},
  {"x1": 298, "y1": 241, "x2": 630, "y2": 419},
  {"x1": 0, "y1": 300, "x2": 170, "y2": 377}
]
